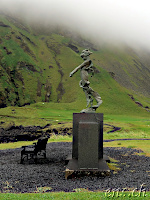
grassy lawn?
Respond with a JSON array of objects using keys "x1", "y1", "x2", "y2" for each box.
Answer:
[
  {"x1": 0, "y1": 135, "x2": 71, "y2": 150},
  {"x1": 104, "y1": 140, "x2": 150, "y2": 157},
  {"x1": 0, "y1": 102, "x2": 149, "y2": 133},
  {"x1": 0, "y1": 191, "x2": 149, "y2": 200}
]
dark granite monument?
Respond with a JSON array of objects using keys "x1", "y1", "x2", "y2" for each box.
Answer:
[{"x1": 65, "y1": 113, "x2": 110, "y2": 179}]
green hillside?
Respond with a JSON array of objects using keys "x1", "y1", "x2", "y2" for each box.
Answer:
[{"x1": 0, "y1": 13, "x2": 150, "y2": 116}]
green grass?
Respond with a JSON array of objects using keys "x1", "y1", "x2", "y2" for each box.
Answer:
[
  {"x1": 0, "y1": 135, "x2": 72, "y2": 150},
  {"x1": 0, "y1": 191, "x2": 149, "y2": 200},
  {"x1": 104, "y1": 140, "x2": 150, "y2": 157},
  {"x1": 104, "y1": 130, "x2": 150, "y2": 140},
  {"x1": 104, "y1": 114, "x2": 150, "y2": 135},
  {"x1": 0, "y1": 102, "x2": 149, "y2": 135}
]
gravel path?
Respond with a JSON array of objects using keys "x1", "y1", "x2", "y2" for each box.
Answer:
[{"x1": 0, "y1": 142, "x2": 149, "y2": 193}]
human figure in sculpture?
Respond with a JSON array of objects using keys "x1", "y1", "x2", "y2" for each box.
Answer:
[{"x1": 69, "y1": 49, "x2": 102, "y2": 113}]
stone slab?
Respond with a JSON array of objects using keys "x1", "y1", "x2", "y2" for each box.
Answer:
[
  {"x1": 72, "y1": 113, "x2": 103, "y2": 159},
  {"x1": 78, "y1": 122, "x2": 99, "y2": 169}
]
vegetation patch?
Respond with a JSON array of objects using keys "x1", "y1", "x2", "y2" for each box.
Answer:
[
  {"x1": 104, "y1": 140, "x2": 150, "y2": 157},
  {"x1": 107, "y1": 162, "x2": 121, "y2": 173},
  {"x1": 0, "y1": 192, "x2": 149, "y2": 199}
]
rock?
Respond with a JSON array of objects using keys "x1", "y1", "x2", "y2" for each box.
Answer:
[
  {"x1": 67, "y1": 44, "x2": 79, "y2": 53},
  {"x1": 0, "y1": 22, "x2": 10, "y2": 27},
  {"x1": 0, "y1": 125, "x2": 50, "y2": 143},
  {"x1": 135, "y1": 101, "x2": 143, "y2": 107}
]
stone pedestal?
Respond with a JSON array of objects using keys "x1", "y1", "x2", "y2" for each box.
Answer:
[{"x1": 65, "y1": 113, "x2": 110, "y2": 179}]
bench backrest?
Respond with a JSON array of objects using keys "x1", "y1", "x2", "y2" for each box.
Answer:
[{"x1": 35, "y1": 137, "x2": 48, "y2": 152}]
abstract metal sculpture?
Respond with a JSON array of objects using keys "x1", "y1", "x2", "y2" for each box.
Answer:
[{"x1": 70, "y1": 49, "x2": 102, "y2": 112}]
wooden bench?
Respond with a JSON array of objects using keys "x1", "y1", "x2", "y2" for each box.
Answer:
[{"x1": 20, "y1": 137, "x2": 49, "y2": 164}]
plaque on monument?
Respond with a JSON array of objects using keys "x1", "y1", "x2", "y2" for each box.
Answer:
[{"x1": 78, "y1": 121, "x2": 99, "y2": 169}]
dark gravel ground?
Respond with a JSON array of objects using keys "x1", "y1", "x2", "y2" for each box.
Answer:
[{"x1": 0, "y1": 142, "x2": 149, "y2": 193}]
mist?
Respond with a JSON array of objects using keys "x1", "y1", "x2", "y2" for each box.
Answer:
[{"x1": 1, "y1": 0, "x2": 150, "y2": 50}]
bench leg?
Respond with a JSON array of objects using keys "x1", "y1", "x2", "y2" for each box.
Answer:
[
  {"x1": 20, "y1": 156, "x2": 23, "y2": 164},
  {"x1": 44, "y1": 150, "x2": 46, "y2": 159},
  {"x1": 20, "y1": 154, "x2": 28, "y2": 164},
  {"x1": 34, "y1": 154, "x2": 37, "y2": 164}
]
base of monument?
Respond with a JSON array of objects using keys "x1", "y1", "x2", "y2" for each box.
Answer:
[
  {"x1": 65, "y1": 154, "x2": 110, "y2": 165},
  {"x1": 65, "y1": 156, "x2": 111, "y2": 179}
]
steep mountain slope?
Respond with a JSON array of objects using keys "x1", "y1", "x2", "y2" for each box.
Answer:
[
  {"x1": 93, "y1": 45, "x2": 150, "y2": 98},
  {"x1": 0, "y1": 13, "x2": 149, "y2": 115}
]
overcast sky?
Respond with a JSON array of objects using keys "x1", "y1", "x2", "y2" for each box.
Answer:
[{"x1": 1, "y1": 0, "x2": 150, "y2": 49}]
